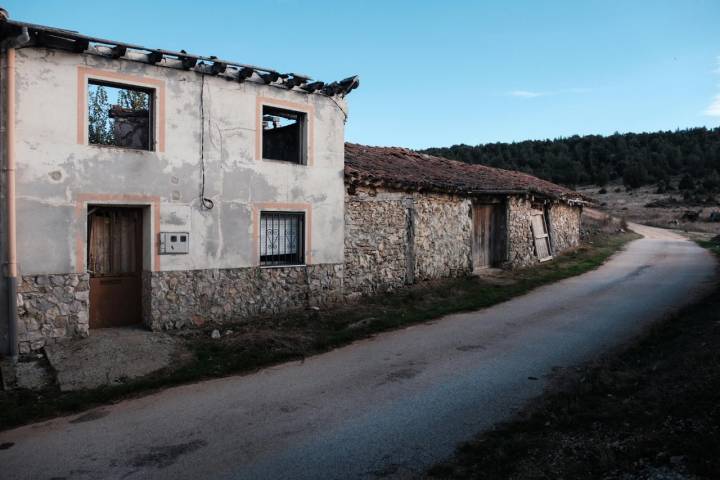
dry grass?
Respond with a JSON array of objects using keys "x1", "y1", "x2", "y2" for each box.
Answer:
[{"x1": 579, "y1": 182, "x2": 720, "y2": 234}]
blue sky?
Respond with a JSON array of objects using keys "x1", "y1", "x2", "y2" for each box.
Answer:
[{"x1": 5, "y1": 0, "x2": 720, "y2": 148}]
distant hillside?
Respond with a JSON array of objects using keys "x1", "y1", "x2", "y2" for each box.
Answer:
[{"x1": 421, "y1": 127, "x2": 720, "y2": 191}]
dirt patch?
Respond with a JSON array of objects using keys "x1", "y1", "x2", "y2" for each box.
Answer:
[
  {"x1": 45, "y1": 327, "x2": 189, "y2": 392},
  {"x1": 456, "y1": 344, "x2": 485, "y2": 352},
  {"x1": 384, "y1": 368, "x2": 422, "y2": 383},
  {"x1": 128, "y1": 439, "x2": 207, "y2": 469},
  {"x1": 69, "y1": 409, "x2": 109, "y2": 424},
  {"x1": 428, "y1": 242, "x2": 720, "y2": 479}
]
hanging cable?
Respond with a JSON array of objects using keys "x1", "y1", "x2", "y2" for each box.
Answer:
[
  {"x1": 328, "y1": 94, "x2": 348, "y2": 124},
  {"x1": 199, "y1": 72, "x2": 214, "y2": 210}
]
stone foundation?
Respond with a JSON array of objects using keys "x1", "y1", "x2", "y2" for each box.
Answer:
[
  {"x1": 16, "y1": 273, "x2": 90, "y2": 353},
  {"x1": 15, "y1": 265, "x2": 343, "y2": 350},
  {"x1": 144, "y1": 264, "x2": 344, "y2": 330}
]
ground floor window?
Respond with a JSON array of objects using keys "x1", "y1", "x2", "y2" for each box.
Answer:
[{"x1": 260, "y1": 212, "x2": 305, "y2": 266}]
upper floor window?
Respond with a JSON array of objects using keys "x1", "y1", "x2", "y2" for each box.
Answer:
[
  {"x1": 262, "y1": 106, "x2": 306, "y2": 164},
  {"x1": 88, "y1": 80, "x2": 154, "y2": 150}
]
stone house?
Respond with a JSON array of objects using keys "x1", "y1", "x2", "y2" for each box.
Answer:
[
  {"x1": 0, "y1": 16, "x2": 358, "y2": 356},
  {"x1": 343, "y1": 144, "x2": 586, "y2": 297},
  {"x1": 0, "y1": 14, "x2": 585, "y2": 358}
]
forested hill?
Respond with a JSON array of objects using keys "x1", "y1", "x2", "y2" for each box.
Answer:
[{"x1": 421, "y1": 127, "x2": 720, "y2": 190}]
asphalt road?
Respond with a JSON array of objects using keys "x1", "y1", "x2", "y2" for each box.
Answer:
[{"x1": 1, "y1": 224, "x2": 716, "y2": 480}]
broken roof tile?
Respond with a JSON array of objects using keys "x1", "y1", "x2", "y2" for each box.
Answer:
[{"x1": 0, "y1": 16, "x2": 359, "y2": 98}]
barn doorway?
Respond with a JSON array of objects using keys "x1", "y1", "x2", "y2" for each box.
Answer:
[
  {"x1": 87, "y1": 206, "x2": 144, "y2": 329},
  {"x1": 472, "y1": 203, "x2": 507, "y2": 270}
]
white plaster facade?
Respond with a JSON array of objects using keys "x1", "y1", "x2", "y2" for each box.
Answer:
[{"x1": 13, "y1": 47, "x2": 347, "y2": 276}]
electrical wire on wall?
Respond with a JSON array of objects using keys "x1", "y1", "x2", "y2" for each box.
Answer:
[
  {"x1": 199, "y1": 72, "x2": 214, "y2": 210},
  {"x1": 329, "y1": 95, "x2": 348, "y2": 124}
]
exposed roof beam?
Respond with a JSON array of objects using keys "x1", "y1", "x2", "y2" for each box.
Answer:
[
  {"x1": 110, "y1": 45, "x2": 126, "y2": 59},
  {"x1": 237, "y1": 67, "x2": 254, "y2": 83},
  {"x1": 0, "y1": 18, "x2": 359, "y2": 98},
  {"x1": 147, "y1": 51, "x2": 163, "y2": 64},
  {"x1": 210, "y1": 61, "x2": 227, "y2": 75}
]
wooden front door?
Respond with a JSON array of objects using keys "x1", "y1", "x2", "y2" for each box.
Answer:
[
  {"x1": 88, "y1": 207, "x2": 143, "y2": 328},
  {"x1": 472, "y1": 204, "x2": 507, "y2": 269}
]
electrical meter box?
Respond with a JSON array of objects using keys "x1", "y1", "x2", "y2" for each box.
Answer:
[{"x1": 159, "y1": 232, "x2": 189, "y2": 254}]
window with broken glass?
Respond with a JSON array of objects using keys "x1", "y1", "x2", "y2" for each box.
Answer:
[
  {"x1": 259, "y1": 212, "x2": 305, "y2": 266},
  {"x1": 88, "y1": 80, "x2": 154, "y2": 150},
  {"x1": 262, "y1": 106, "x2": 307, "y2": 164}
]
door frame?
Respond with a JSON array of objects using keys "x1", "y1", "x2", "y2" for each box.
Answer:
[
  {"x1": 73, "y1": 194, "x2": 159, "y2": 330},
  {"x1": 74, "y1": 194, "x2": 160, "y2": 275},
  {"x1": 471, "y1": 200, "x2": 508, "y2": 270},
  {"x1": 87, "y1": 205, "x2": 145, "y2": 328}
]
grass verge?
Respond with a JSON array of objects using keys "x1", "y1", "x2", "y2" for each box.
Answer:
[
  {"x1": 0, "y1": 230, "x2": 639, "y2": 431},
  {"x1": 428, "y1": 239, "x2": 720, "y2": 480}
]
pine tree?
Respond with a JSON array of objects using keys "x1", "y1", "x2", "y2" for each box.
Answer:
[
  {"x1": 88, "y1": 85, "x2": 111, "y2": 145},
  {"x1": 117, "y1": 89, "x2": 149, "y2": 110},
  {"x1": 679, "y1": 174, "x2": 695, "y2": 191}
]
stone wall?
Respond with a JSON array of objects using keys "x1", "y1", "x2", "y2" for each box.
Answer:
[
  {"x1": 344, "y1": 187, "x2": 409, "y2": 298},
  {"x1": 548, "y1": 202, "x2": 582, "y2": 252},
  {"x1": 506, "y1": 197, "x2": 583, "y2": 269},
  {"x1": 344, "y1": 186, "x2": 473, "y2": 297},
  {"x1": 144, "y1": 264, "x2": 343, "y2": 330},
  {"x1": 413, "y1": 193, "x2": 473, "y2": 280},
  {"x1": 506, "y1": 197, "x2": 537, "y2": 269},
  {"x1": 16, "y1": 273, "x2": 90, "y2": 353}
]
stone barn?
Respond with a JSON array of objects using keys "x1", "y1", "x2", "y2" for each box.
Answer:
[{"x1": 343, "y1": 144, "x2": 586, "y2": 297}]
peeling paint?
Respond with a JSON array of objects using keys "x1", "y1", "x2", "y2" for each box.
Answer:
[{"x1": 14, "y1": 47, "x2": 347, "y2": 274}]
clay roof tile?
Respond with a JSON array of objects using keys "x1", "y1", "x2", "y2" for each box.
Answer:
[{"x1": 344, "y1": 143, "x2": 588, "y2": 203}]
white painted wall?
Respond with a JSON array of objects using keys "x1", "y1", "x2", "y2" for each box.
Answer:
[{"x1": 13, "y1": 47, "x2": 347, "y2": 275}]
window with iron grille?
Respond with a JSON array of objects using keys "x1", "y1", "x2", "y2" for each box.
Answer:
[{"x1": 260, "y1": 212, "x2": 305, "y2": 266}]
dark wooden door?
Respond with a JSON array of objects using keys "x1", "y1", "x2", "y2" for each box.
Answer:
[
  {"x1": 472, "y1": 204, "x2": 506, "y2": 269},
  {"x1": 88, "y1": 207, "x2": 143, "y2": 328}
]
